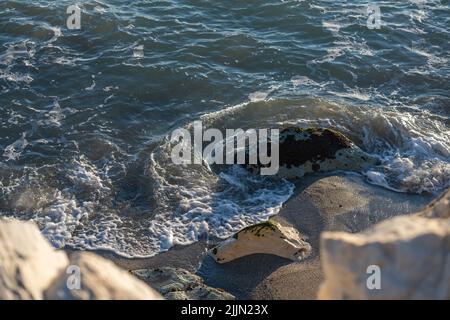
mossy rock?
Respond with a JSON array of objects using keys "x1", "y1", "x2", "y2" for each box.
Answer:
[
  {"x1": 245, "y1": 126, "x2": 380, "y2": 178},
  {"x1": 210, "y1": 220, "x2": 311, "y2": 263}
]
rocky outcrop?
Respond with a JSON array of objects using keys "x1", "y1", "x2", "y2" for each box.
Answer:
[
  {"x1": 209, "y1": 220, "x2": 311, "y2": 263},
  {"x1": 0, "y1": 219, "x2": 69, "y2": 300},
  {"x1": 245, "y1": 127, "x2": 380, "y2": 178},
  {"x1": 0, "y1": 218, "x2": 162, "y2": 300},
  {"x1": 318, "y1": 188, "x2": 450, "y2": 300},
  {"x1": 132, "y1": 267, "x2": 235, "y2": 300}
]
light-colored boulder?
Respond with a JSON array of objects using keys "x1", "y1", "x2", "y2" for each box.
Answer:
[
  {"x1": 0, "y1": 218, "x2": 163, "y2": 300},
  {"x1": 318, "y1": 214, "x2": 450, "y2": 300},
  {"x1": 132, "y1": 267, "x2": 235, "y2": 300},
  {"x1": 209, "y1": 220, "x2": 311, "y2": 263},
  {"x1": 0, "y1": 219, "x2": 69, "y2": 300},
  {"x1": 45, "y1": 252, "x2": 163, "y2": 300}
]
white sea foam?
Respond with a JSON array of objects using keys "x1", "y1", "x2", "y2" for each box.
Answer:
[
  {"x1": 148, "y1": 145, "x2": 294, "y2": 254},
  {"x1": 39, "y1": 193, "x2": 93, "y2": 248}
]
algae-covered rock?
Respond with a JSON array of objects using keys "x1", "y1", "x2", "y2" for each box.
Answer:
[
  {"x1": 246, "y1": 127, "x2": 380, "y2": 178},
  {"x1": 209, "y1": 220, "x2": 311, "y2": 263}
]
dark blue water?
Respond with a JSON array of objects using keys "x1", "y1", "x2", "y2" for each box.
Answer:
[{"x1": 0, "y1": 0, "x2": 449, "y2": 257}]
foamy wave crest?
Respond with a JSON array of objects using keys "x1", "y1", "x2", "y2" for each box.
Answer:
[{"x1": 361, "y1": 111, "x2": 450, "y2": 193}]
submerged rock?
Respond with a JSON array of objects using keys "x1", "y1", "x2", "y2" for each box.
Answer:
[
  {"x1": 0, "y1": 218, "x2": 162, "y2": 300},
  {"x1": 318, "y1": 188, "x2": 450, "y2": 300},
  {"x1": 132, "y1": 267, "x2": 235, "y2": 300},
  {"x1": 246, "y1": 127, "x2": 380, "y2": 178},
  {"x1": 209, "y1": 220, "x2": 311, "y2": 263}
]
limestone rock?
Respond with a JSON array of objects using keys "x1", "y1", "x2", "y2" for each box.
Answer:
[
  {"x1": 45, "y1": 252, "x2": 163, "y2": 300},
  {"x1": 210, "y1": 220, "x2": 311, "y2": 263},
  {"x1": 0, "y1": 219, "x2": 69, "y2": 300},
  {"x1": 318, "y1": 215, "x2": 450, "y2": 300},
  {"x1": 0, "y1": 218, "x2": 162, "y2": 300},
  {"x1": 132, "y1": 267, "x2": 234, "y2": 300}
]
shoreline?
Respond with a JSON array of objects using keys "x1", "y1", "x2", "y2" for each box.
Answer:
[{"x1": 80, "y1": 172, "x2": 433, "y2": 299}]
